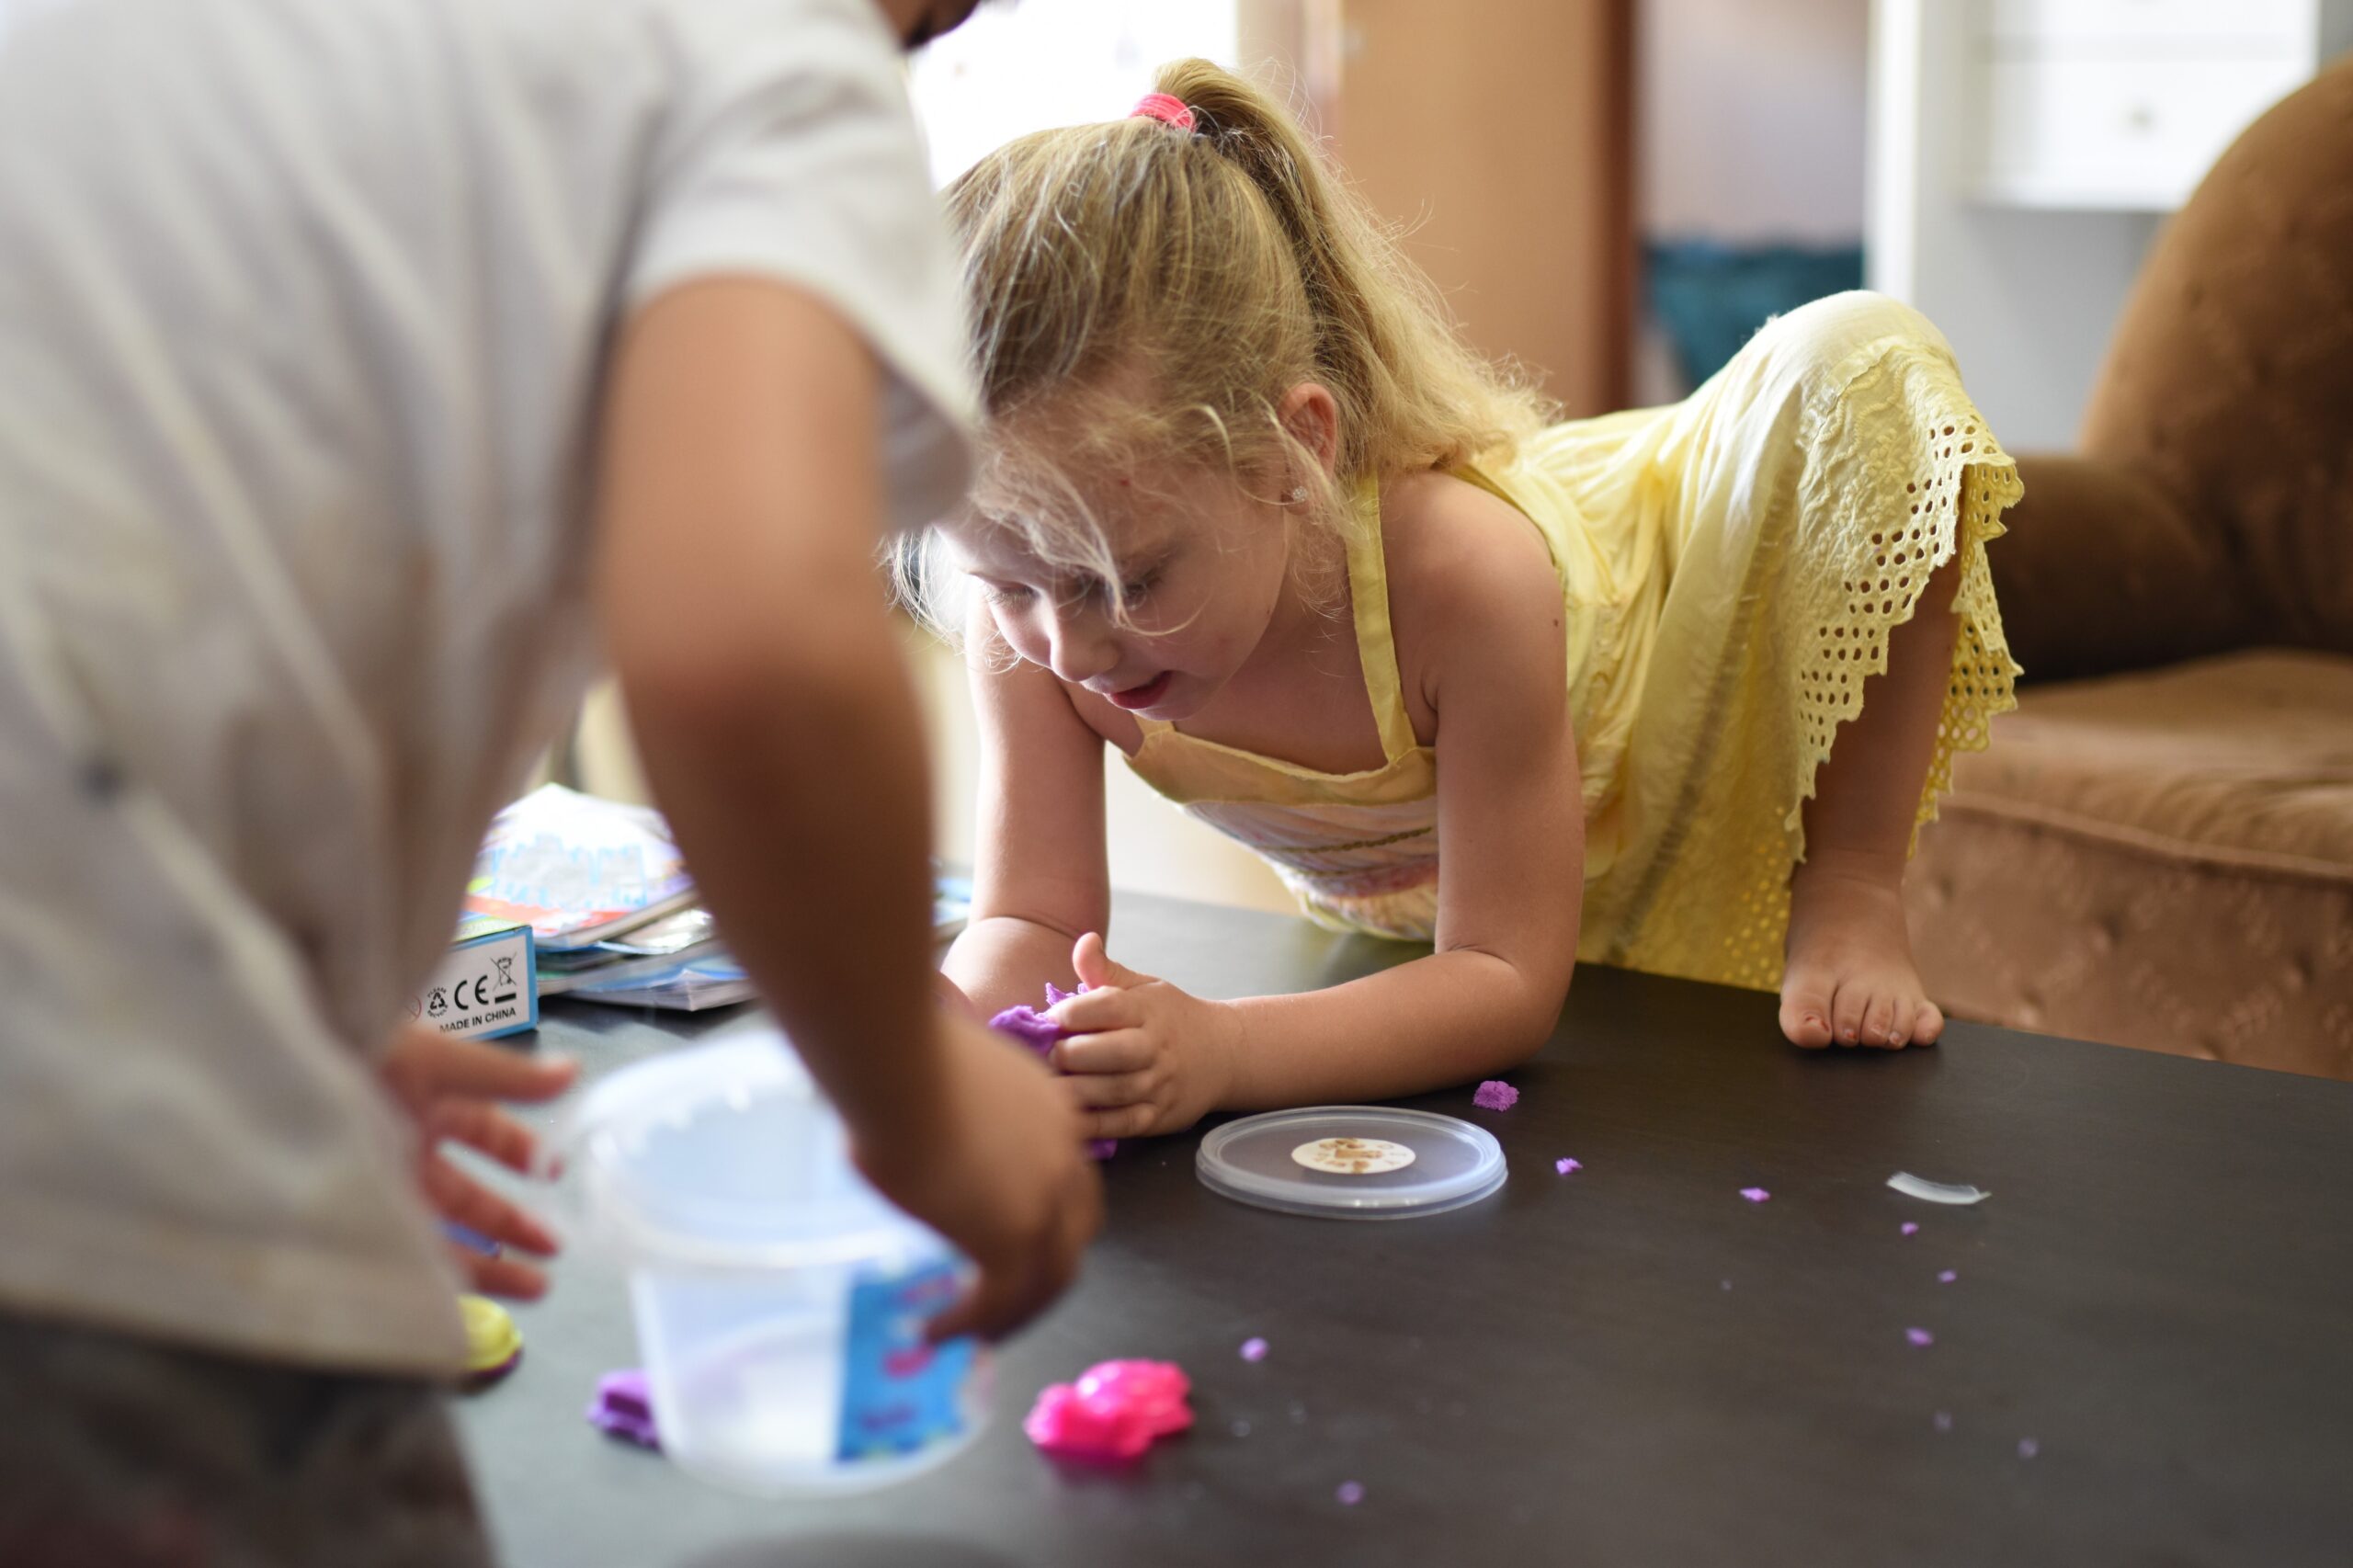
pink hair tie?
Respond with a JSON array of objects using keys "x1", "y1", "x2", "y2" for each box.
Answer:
[{"x1": 1131, "y1": 93, "x2": 1198, "y2": 133}]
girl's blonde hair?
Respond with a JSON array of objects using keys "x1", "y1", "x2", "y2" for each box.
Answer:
[{"x1": 897, "y1": 57, "x2": 1551, "y2": 634}]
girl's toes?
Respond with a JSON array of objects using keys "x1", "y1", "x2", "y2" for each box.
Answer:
[
  {"x1": 1914, "y1": 999, "x2": 1947, "y2": 1046},
  {"x1": 1861, "y1": 993, "x2": 1899, "y2": 1049},
  {"x1": 1830, "y1": 984, "x2": 1870, "y2": 1047},
  {"x1": 1779, "y1": 981, "x2": 1836, "y2": 1049}
]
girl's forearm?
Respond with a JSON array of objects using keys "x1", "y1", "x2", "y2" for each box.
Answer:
[
  {"x1": 1220, "y1": 948, "x2": 1565, "y2": 1109},
  {"x1": 943, "y1": 914, "x2": 1085, "y2": 1020}
]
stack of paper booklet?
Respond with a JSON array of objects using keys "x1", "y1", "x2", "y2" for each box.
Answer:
[
  {"x1": 460, "y1": 784, "x2": 972, "y2": 1013},
  {"x1": 460, "y1": 784, "x2": 748, "y2": 1011}
]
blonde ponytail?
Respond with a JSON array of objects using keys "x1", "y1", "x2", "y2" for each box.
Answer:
[
  {"x1": 899, "y1": 59, "x2": 1550, "y2": 635},
  {"x1": 1151, "y1": 60, "x2": 1543, "y2": 484}
]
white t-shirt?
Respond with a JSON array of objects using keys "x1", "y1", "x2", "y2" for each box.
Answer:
[{"x1": 0, "y1": 0, "x2": 972, "y2": 1372}]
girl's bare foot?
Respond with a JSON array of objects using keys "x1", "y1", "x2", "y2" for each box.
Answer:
[{"x1": 1779, "y1": 850, "x2": 1944, "y2": 1050}]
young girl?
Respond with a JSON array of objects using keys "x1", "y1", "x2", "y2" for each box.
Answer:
[{"x1": 919, "y1": 62, "x2": 2021, "y2": 1143}]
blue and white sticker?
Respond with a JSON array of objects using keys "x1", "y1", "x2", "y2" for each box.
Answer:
[{"x1": 836, "y1": 1261, "x2": 973, "y2": 1462}]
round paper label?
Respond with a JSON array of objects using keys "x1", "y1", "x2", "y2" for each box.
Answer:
[{"x1": 1290, "y1": 1136, "x2": 1416, "y2": 1176}]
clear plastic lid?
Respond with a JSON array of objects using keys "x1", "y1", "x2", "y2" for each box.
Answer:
[{"x1": 1195, "y1": 1106, "x2": 1507, "y2": 1220}]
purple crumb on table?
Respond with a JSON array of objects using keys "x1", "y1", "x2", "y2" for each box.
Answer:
[
  {"x1": 586, "y1": 1369, "x2": 661, "y2": 1451},
  {"x1": 1240, "y1": 1337, "x2": 1268, "y2": 1363},
  {"x1": 2018, "y1": 1437, "x2": 2040, "y2": 1459},
  {"x1": 1900, "y1": 1221, "x2": 1920, "y2": 1236},
  {"x1": 1904, "y1": 1327, "x2": 1935, "y2": 1347},
  {"x1": 1938, "y1": 1269, "x2": 1958, "y2": 1284},
  {"x1": 1555, "y1": 1157, "x2": 1581, "y2": 1175},
  {"x1": 1739, "y1": 1187, "x2": 1771, "y2": 1203},
  {"x1": 1336, "y1": 1481, "x2": 1366, "y2": 1506},
  {"x1": 1933, "y1": 1411, "x2": 1953, "y2": 1433},
  {"x1": 1472, "y1": 1080, "x2": 1518, "y2": 1111}
]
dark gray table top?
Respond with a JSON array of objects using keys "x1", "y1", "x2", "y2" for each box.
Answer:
[{"x1": 455, "y1": 892, "x2": 2353, "y2": 1568}]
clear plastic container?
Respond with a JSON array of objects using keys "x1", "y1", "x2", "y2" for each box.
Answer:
[{"x1": 551, "y1": 1030, "x2": 991, "y2": 1495}]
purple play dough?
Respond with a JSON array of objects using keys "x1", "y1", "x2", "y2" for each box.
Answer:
[
  {"x1": 1472, "y1": 1080, "x2": 1518, "y2": 1111},
  {"x1": 991, "y1": 984, "x2": 1116, "y2": 1159},
  {"x1": 586, "y1": 1369, "x2": 661, "y2": 1450},
  {"x1": 986, "y1": 1006, "x2": 1063, "y2": 1055}
]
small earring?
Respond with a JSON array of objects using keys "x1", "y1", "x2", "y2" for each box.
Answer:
[{"x1": 1285, "y1": 485, "x2": 1309, "y2": 503}]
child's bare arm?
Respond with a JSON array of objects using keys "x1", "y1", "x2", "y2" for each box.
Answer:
[
  {"x1": 1051, "y1": 483, "x2": 1582, "y2": 1134},
  {"x1": 597, "y1": 278, "x2": 1097, "y2": 1337},
  {"x1": 1219, "y1": 524, "x2": 1583, "y2": 1104},
  {"x1": 941, "y1": 610, "x2": 1113, "y2": 1017}
]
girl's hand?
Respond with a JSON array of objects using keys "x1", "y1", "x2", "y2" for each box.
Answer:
[
  {"x1": 1049, "y1": 933, "x2": 1243, "y2": 1140},
  {"x1": 377, "y1": 1023, "x2": 578, "y2": 1300}
]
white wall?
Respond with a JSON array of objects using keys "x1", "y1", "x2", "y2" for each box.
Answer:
[
  {"x1": 0, "y1": 0, "x2": 70, "y2": 40},
  {"x1": 1867, "y1": 0, "x2": 2161, "y2": 453},
  {"x1": 1634, "y1": 0, "x2": 1871, "y2": 403},
  {"x1": 907, "y1": 0, "x2": 1240, "y2": 186},
  {"x1": 1639, "y1": 0, "x2": 1871, "y2": 244}
]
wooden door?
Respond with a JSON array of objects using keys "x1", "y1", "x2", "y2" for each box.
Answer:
[{"x1": 1244, "y1": 0, "x2": 1634, "y2": 416}]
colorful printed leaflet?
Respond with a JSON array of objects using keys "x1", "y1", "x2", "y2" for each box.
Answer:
[
  {"x1": 464, "y1": 784, "x2": 697, "y2": 949},
  {"x1": 565, "y1": 955, "x2": 756, "y2": 1012}
]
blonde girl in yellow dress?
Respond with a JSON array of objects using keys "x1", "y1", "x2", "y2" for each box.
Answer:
[{"x1": 909, "y1": 61, "x2": 2022, "y2": 1142}]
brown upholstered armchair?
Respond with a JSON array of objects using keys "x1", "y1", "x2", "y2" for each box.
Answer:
[{"x1": 1907, "y1": 61, "x2": 2353, "y2": 1078}]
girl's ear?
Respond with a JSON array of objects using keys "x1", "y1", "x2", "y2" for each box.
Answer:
[{"x1": 1276, "y1": 382, "x2": 1342, "y2": 477}]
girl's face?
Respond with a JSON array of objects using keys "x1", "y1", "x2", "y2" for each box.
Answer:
[{"x1": 943, "y1": 466, "x2": 1300, "y2": 722}]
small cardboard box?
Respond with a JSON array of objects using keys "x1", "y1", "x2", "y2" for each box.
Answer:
[{"x1": 409, "y1": 915, "x2": 538, "y2": 1041}]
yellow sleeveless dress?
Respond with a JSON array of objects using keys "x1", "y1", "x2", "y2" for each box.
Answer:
[{"x1": 1122, "y1": 292, "x2": 2024, "y2": 992}]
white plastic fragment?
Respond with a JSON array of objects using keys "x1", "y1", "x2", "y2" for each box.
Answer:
[{"x1": 1887, "y1": 1172, "x2": 1990, "y2": 1206}]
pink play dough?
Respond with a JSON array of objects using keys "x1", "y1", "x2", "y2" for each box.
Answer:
[{"x1": 1022, "y1": 1359, "x2": 1194, "y2": 1461}]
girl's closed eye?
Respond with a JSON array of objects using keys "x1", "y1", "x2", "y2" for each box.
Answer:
[
  {"x1": 1064, "y1": 564, "x2": 1163, "y2": 610},
  {"x1": 1115, "y1": 545, "x2": 1181, "y2": 605}
]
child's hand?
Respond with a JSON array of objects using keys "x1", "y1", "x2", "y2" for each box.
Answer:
[
  {"x1": 377, "y1": 1023, "x2": 578, "y2": 1301},
  {"x1": 1049, "y1": 933, "x2": 1243, "y2": 1141},
  {"x1": 853, "y1": 1010, "x2": 1102, "y2": 1344}
]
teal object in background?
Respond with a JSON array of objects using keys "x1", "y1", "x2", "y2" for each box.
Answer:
[{"x1": 1645, "y1": 240, "x2": 1865, "y2": 391}]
